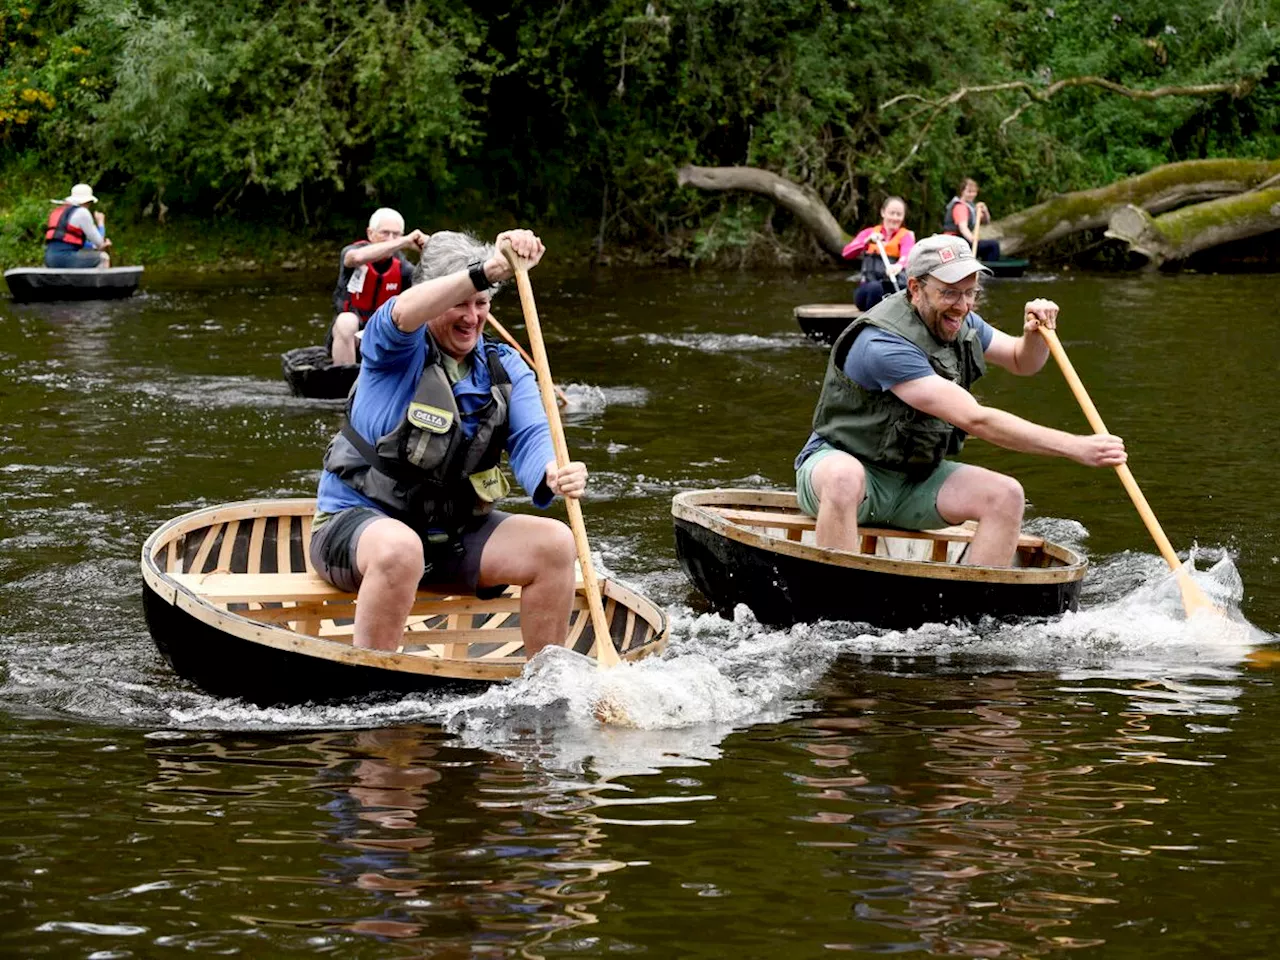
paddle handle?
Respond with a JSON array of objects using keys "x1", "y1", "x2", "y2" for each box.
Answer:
[
  {"x1": 1039, "y1": 326, "x2": 1184, "y2": 570},
  {"x1": 971, "y1": 209, "x2": 982, "y2": 256},
  {"x1": 503, "y1": 251, "x2": 621, "y2": 667},
  {"x1": 485, "y1": 314, "x2": 568, "y2": 407},
  {"x1": 873, "y1": 234, "x2": 896, "y2": 286},
  {"x1": 1040, "y1": 327, "x2": 1217, "y2": 617}
]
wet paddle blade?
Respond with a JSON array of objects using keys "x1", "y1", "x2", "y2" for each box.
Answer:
[{"x1": 1176, "y1": 568, "x2": 1219, "y2": 618}]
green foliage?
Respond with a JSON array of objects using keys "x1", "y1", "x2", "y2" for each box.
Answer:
[
  {"x1": 1, "y1": 0, "x2": 1276, "y2": 264},
  {"x1": 0, "y1": 156, "x2": 62, "y2": 264},
  {"x1": 19, "y1": 0, "x2": 488, "y2": 220},
  {"x1": 0, "y1": 0, "x2": 97, "y2": 149}
]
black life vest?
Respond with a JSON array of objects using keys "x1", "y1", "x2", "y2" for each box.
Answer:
[
  {"x1": 942, "y1": 198, "x2": 976, "y2": 235},
  {"x1": 341, "y1": 241, "x2": 407, "y2": 319},
  {"x1": 322, "y1": 334, "x2": 513, "y2": 539},
  {"x1": 45, "y1": 205, "x2": 87, "y2": 247}
]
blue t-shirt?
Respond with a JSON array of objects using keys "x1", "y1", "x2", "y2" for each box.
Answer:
[
  {"x1": 316, "y1": 298, "x2": 557, "y2": 513},
  {"x1": 795, "y1": 313, "x2": 995, "y2": 468}
]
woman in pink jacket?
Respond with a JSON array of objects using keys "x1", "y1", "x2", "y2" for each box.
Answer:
[{"x1": 842, "y1": 196, "x2": 915, "y2": 312}]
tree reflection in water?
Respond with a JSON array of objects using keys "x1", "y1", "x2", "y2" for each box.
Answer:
[
  {"x1": 143, "y1": 724, "x2": 628, "y2": 956},
  {"x1": 791, "y1": 673, "x2": 1211, "y2": 957}
]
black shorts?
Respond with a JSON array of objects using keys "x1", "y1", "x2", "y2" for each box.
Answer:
[{"x1": 310, "y1": 507, "x2": 510, "y2": 595}]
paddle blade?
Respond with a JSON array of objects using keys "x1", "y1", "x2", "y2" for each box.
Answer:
[{"x1": 1175, "y1": 568, "x2": 1223, "y2": 619}]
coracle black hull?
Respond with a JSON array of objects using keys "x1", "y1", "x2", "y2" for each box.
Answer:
[
  {"x1": 281, "y1": 345, "x2": 358, "y2": 400},
  {"x1": 142, "y1": 582, "x2": 479, "y2": 706},
  {"x1": 794, "y1": 303, "x2": 859, "y2": 346},
  {"x1": 982, "y1": 258, "x2": 1030, "y2": 278},
  {"x1": 4, "y1": 266, "x2": 143, "y2": 303},
  {"x1": 674, "y1": 516, "x2": 1081, "y2": 630}
]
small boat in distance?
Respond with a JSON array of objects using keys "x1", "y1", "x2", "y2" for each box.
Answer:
[
  {"x1": 983, "y1": 258, "x2": 1030, "y2": 278},
  {"x1": 795, "y1": 303, "x2": 859, "y2": 345},
  {"x1": 281, "y1": 344, "x2": 358, "y2": 400},
  {"x1": 141, "y1": 498, "x2": 669, "y2": 705},
  {"x1": 4, "y1": 265, "x2": 144, "y2": 303},
  {"x1": 672, "y1": 488, "x2": 1086, "y2": 630}
]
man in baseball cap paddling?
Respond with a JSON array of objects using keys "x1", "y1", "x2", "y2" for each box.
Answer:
[{"x1": 796, "y1": 234, "x2": 1126, "y2": 566}]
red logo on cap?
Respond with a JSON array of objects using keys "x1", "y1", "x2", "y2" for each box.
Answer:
[{"x1": 939, "y1": 247, "x2": 956, "y2": 263}]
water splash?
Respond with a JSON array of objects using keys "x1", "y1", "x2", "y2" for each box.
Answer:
[
  {"x1": 621, "y1": 332, "x2": 806, "y2": 352},
  {"x1": 559, "y1": 383, "x2": 649, "y2": 414}
]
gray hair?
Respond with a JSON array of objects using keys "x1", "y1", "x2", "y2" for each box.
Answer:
[
  {"x1": 413, "y1": 230, "x2": 501, "y2": 290},
  {"x1": 367, "y1": 207, "x2": 404, "y2": 231}
]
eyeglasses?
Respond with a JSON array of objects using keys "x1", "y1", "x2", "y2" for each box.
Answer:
[{"x1": 926, "y1": 281, "x2": 983, "y2": 307}]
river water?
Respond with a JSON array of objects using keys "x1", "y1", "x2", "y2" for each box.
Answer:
[{"x1": 1, "y1": 265, "x2": 1278, "y2": 958}]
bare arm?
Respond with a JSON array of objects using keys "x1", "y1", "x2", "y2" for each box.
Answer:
[
  {"x1": 891, "y1": 374, "x2": 1126, "y2": 466},
  {"x1": 983, "y1": 298, "x2": 1057, "y2": 375},
  {"x1": 71, "y1": 207, "x2": 106, "y2": 248},
  {"x1": 390, "y1": 229, "x2": 545, "y2": 334},
  {"x1": 343, "y1": 230, "x2": 428, "y2": 267},
  {"x1": 954, "y1": 204, "x2": 976, "y2": 244}
]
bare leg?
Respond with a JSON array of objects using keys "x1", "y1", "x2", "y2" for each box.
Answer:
[
  {"x1": 476, "y1": 514, "x2": 577, "y2": 659},
  {"x1": 331, "y1": 311, "x2": 361, "y2": 366},
  {"x1": 935, "y1": 464, "x2": 1026, "y2": 566},
  {"x1": 810, "y1": 451, "x2": 867, "y2": 552},
  {"x1": 352, "y1": 517, "x2": 424, "y2": 651}
]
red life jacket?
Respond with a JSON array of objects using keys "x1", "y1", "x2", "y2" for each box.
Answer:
[
  {"x1": 45, "y1": 205, "x2": 87, "y2": 247},
  {"x1": 865, "y1": 226, "x2": 909, "y2": 260},
  {"x1": 341, "y1": 241, "x2": 406, "y2": 318}
]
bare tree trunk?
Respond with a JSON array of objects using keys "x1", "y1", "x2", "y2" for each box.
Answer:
[
  {"x1": 676, "y1": 165, "x2": 850, "y2": 258},
  {"x1": 988, "y1": 159, "x2": 1280, "y2": 256},
  {"x1": 676, "y1": 159, "x2": 1280, "y2": 265},
  {"x1": 1105, "y1": 189, "x2": 1280, "y2": 266}
]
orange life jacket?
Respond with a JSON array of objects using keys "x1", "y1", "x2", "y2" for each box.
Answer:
[
  {"x1": 45, "y1": 205, "x2": 87, "y2": 247},
  {"x1": 865, "y1": 226, "x2": 908, "y2": 260},
  {"x1": 341, "y1": 241, "x2": 407, "y2": 318}
]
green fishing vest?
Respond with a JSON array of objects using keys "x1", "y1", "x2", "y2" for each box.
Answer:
[{"x1": 813, "y1": 291, "x2": 987, "y2": 479}]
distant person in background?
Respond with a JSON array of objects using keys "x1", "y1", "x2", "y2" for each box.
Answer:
[
  {"x1": 329, "y1": 207, "x2": 428, "y2": 366},
  {"x1": 843, "y1": 197, "x2": 915, "y2": 312},
  {"x1": 44, "y1": 183, "x2": 111, "y2": 269},
  {"x1": 942, "y1": 178, "x2": 1001, "y2": 262}
]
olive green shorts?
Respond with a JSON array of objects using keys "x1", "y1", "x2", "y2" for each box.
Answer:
[{"x1": 795, "y1": 442, "x2": 962, "y2": 530}]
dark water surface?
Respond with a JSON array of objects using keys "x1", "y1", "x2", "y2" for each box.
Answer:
[{"x1": 2, "y1": 266, "x2": 1279, "y2": 957}]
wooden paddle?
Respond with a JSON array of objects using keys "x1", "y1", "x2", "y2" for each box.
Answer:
[
  {"x1": 871, "y1": 231, "x2": 900, "y2": 291},
  {"x1": 970, "y1": 205, "x2": 982, "y2": 257},
  {"x1": 500, "y1": 243, "x2": 621, "y2": 667},
  {"x1": 485, "y1": 313, "x2": 568, "y2": 408},
  {"x1": 1039, "y1": 325, "x2": 1219, "y2": 617}
]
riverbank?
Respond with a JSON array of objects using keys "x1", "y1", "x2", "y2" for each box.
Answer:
[
  {"x1": 0, "y1": 205, "x2": 690, "y2": 274},
  {"x1": 6, "y1": 174, "x2": 1278, "y2": 275}
]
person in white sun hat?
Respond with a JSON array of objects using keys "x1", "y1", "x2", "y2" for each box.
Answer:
[
  {"x1": 795, "y1": 234, "x2": 1127, "y2": 567},
  {"x1": 44, "y1": 183, "x2": 111, "y2": 269}
]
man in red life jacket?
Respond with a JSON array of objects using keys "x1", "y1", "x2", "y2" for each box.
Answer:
[
  {"x1": 328, "y1": 208, "x2": 429, "y2": 365},
  {"x1": 45, "y1": 183, "x2": 112, "y2": 269}
]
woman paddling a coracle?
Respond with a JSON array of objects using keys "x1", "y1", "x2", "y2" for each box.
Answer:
[{"x1": 842, "y1": 196, "x2": 915, "y2": 312}]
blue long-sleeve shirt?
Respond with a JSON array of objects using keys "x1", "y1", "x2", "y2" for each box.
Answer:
[{"x1": 316, "y1": 297, "x2": 557, "y2": 513}]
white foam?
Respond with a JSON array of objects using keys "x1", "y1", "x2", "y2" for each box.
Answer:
[
  {"x1": 559, "y1": 384, "x2": 649, "y2": 414},
  {"x1": 131, "y1": 549, "x2": 1275, "y2": 749},
  {"x1": 622, "y1": 332, "x2": 805, "y2": 352}
]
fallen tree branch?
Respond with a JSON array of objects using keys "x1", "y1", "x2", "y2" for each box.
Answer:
[
  {"x1": 986, "y1": 158, "x2": 1280, "y2": 256},
  {"x1": 675, "y1": 165, "x2": 851, "y2": 258},
  {"x1": 1105, "y1": 188, "x2": 1280, "y2": 266}
]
